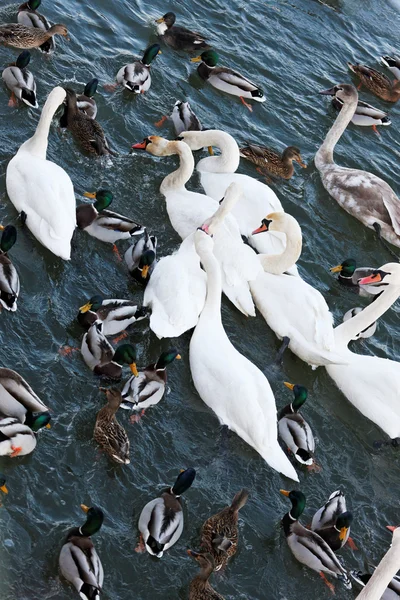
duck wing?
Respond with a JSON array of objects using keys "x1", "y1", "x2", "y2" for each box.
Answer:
[{"x1": 213, "y1": 67, "x2": 259, "y2": 93}]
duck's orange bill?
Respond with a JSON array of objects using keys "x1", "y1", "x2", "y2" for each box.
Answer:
[
  {"x1": 130, "y1": 363, "x2": 139, "y2": 377},
  {"x1": 284, "y1": 382, "x2": 295, "y2": 391},
  {"x1": 0, "y1": 484, "x2": 8, "y2": 494},
  {"x1": 83, "y1": 191, "x2": 97, "y2": 199},
  {"x1": 80, "y1": 504, "x2": 89, "y2": 513},
  {"x1": 280, "y1": 489, "x2": 290, "y2": 497},
  {"x1": 339, "y1": 527, "x2": 348, "y2": 541},
  {"x1": 330, "y1": 265, "x2": 343, "y2": 273}
]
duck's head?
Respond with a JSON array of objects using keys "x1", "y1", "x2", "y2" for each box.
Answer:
[
  {"x1": 49, "y1": 24, "x2": 69, "y2": 38},
  {"x1": 283, "y1": 146, "x2": 306, "y2": 168},
  {"x1": 358, "y1": 264, "x2": 400, "y2": 287},
  {"x1": 142, "y1": 44, "x2": 162, "y2": 66},
  {"x1": 283, "y1": 382, "x2": 308, "y2": 411},
  {"x1": 79, "y1": 295, "x2": 103, "y2": 314},
  {"x1": 139, "y1": 250, "x2": 156, "y2": 279},
  {"x1": 330, "y1": 258, "x2": 357, "y2": 276},
  {"x1": 113, "y1": 344, "x2": 138, "y2": 376},
  {"x1": 79, "y1": 504, "x2": 104, "y2": 536},
  {"x1": 15, "y1": 50, "x2": 31, "y2": 70},
  {"x1": 131, "y1": 135, "x2": 180, "y2": 157},
  {"x1": 187, "y1": 550, "x2": 215, "y2": 573},
  {"x1": 155, "y1": 349, "x2": 181, "y2": 370},
  {"x1": 29, "y1": 412, "x2": 51, "y2": 432},
  {"x1": 0, "y1": 474, "x2": 8, "y2": 495},
  {"x1": 319, "y1": 83, "x2": 357, "y2": 103},
  {"x1": 336, "y1": 511, "x2": 353, "y2": 541},
  {"x1": 100, "y1": 387, "x2": 123, "y2": 410},
  {"x1": 191, "y1": 50, "x2": 219, "y2": 67},
  {"x1": 0, "y1": 225, "x2": 17, "y2": 254},
  {"x1": 83, "y1": 189, "x2": 113, "y2": 211},
  {"x1": 83, "y1": 78, "x2": 98, "y2": 98},
  {"x1": 280, "y1": 489, "x2": 306, "y2": 519},
  {"x1": 171, "y1": 467, "x2": 196, "y2": 496},
  {"x1": 155, "y1": 11, "x2": 176, "y2": 28}
]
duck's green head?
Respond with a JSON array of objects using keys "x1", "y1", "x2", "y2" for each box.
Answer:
[
  {"x1": 80, "y1": 504, "x2": 104, "y2": 536},
  {"x1": 0, "y1": 474, "x2": 8, "y2": 495},
  {"x1": 171, "y1": 468, "x2": 196, "y2": 496},
  {"x1": 83, "y1": 190, "x2": 113, "y2": 211},
  {"x1": 156, "y1": 349, "x2": 182, "y2": 370},
  {"x1": 142, "y1": 44, "x2": 162, "y2": 66},
  {"x1": 30, "y1": 412, "x2": 51, "y2": 432},
  {"x1": 113, "y1": 344, "x2": 138, "y2": 376},
  {"x1": 330, "y1": 258, "x2": 356, "y2": 277},
  {"x1": 336, "y1": 511, "x2": 353, "y2": 540},
  {"x1": 0, "y1": 225, "x2": 17, "y2": 254},
  {"x1": 283, "y1": 382, "x2": 308, "y2": 411},
  {"x1": 139, "y1": 250, "x2": 156, "y2": 279},
  {"x1": 27, "y1": 0, "x2": 41, "y2": 10},
  {"x1": 79, "y1": 295, "x2": 103, "y2": 313},
  {"x1": 15, "y1": 50, "x2": 31, "y2": 70},
  {"x1": 83, "y1": 78, "x2": 98, "y2": 98},
  {"x1": 280, "y1": 489, "x2": 306, "y2": 519},
  {"x1": 191, "y1": 50, "x2": 218, "y2": 67}
]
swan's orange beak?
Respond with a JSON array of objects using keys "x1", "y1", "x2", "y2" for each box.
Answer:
[
  {"x1": 386, "y1": 525, "x2": 398, "y2": 532},
  {"x1": 252, "y1": 222, "x2": 268, "y2": 235},
  {"x1": 132, "y1": 140, "x2": 147, "y2": 149},
  {"x1": 359, "y1": 273, "x2": 382, "y2": 285}
]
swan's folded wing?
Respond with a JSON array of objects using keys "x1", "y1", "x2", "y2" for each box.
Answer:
[{"x1": 381, "y1": 190, "x2": 400, "y2": 235}]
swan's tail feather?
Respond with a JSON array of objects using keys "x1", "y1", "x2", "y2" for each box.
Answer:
[
  {"x1": 259, "y1": 445, "x2": 299, "y2": 482},
  {"x1": 222, "y1": 283, "x2": 256, "y2": 317}
]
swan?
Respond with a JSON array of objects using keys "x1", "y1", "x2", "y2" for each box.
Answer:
[
  {"x1": 355, "y1": 527, "x2": 400, "y2": 599},
  {"x1": 132, "y1": 136, "x2": 261, "y2": 316},
  {"x1": 326, "y1": 263, "x2": 400, "y2": 440},
  {"x1": 189, "y1": 227, "x2": 299, "y2": 481},
  {"x1": 249, "y1": 212, "x2": 345, "y2": 368},
  {"x1": 179, "y1": 129, "x2": 298, "y2": 276},
  {"x1": 6, "y1": 86, "x2": 76, "y2": 260},
  {"x1": 316, "y1": 84, "x2": 400, "y2": 249}
]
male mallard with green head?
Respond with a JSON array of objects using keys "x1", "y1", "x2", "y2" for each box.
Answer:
[
  {"x1": 0, "y1": 412, "x2": 51, "y2": 457},
  {"x1": 116, "y1": 43, "x2": 161, "y2": 93},
  {"x1": 330, "y1": 258, "x2": 377, "y2": 297},
  {"x1": 2, "y1": 50, "x2": 38, "y2": 107},
  {"x1": 311, "y1": 490, "x2": 355, "y2": 552},
  {"x1": 278, "y1": 382, "x2": 315, "y2": 468}
]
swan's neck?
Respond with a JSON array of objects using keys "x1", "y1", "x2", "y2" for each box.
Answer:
[
  {"x1": 315, "y1": 96, "x2": 357, "y2": 168},
  {"x1": 258, "y1": 226, "x2": 302, "y2": 275},
  {"x1": 20, "y1": 95, "x2": 61, "y2": 158},
  {"x1": 160, "y1": 142, "x2": 194, "y2": 194},
  {"x1": 357, "y1": 542, "x2": 400, "y2": 599},
  {"x1": 200, "y1": 247, "x2": 222, "y2": 321},
  {"x1": 196, "y1": 131, "x2": 240, "y2": 173}
]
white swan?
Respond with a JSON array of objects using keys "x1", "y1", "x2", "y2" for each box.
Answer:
[
  {"x1": 132, "y1": 136, "x2": 261, "y2": 316},
  {"x1": 249, "y1": 212, "x2": 345, "y2": 368},
  {"x1": 316, "y1": 84, "x2": 400, "y2": 249},
  {"x1": 6, "y1": 86, "x2": 76, "y2": 260},
  {"x1": 355, "y1": 527, "x2": 400, "y2": 599},
  {"x1": 179, "y1": 129, "x2": 298, "y2": 276},
  {"x1": 326, "y1": 263, "x2": 400, "y2": 440},
  {"x1": 189, "y1": 227, "x2": 299, "y2": 481}
]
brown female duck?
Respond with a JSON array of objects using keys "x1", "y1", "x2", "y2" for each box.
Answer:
[
  {"x1": 94, "y1": 388, "x2": 130, "y2": 465},
  {"x1": 200, "y1": 489, "x2": 248, "y2": 571},
  {"x1": 187, "y1": 551, "x2": 225, "y2": 600},
  {"x1": 64, "y1": 88, "x2": 112, "y2": 156},
  {"x1": 0, "y1": 23, "x2": 68, "y2": 49},
  {"x1": 348, "y1": 62, "x2": 400, "y2": 102},
  {"x1": 240, "y1": 143, "x2": 306, "y2": 179}
]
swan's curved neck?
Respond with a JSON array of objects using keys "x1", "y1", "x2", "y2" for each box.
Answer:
[
  {"x1": 315, "y1": 96, "x2": 358, "y2": 168},
  {"x1": 200, "y1": 245, "x2": 222, "y2": 320},
  {"x1": 196, "y1": 131, "x2": 240, "y2": 173},
  {"x1": 21, "y1": 93, "x2": 62, "y2": 159},
  {"x1": 160, "y1": 142, "x2": 195, "y2": 195},
  {"x1": 258, "y1": 223, "x2": 302, "y2": 275},
  {"x1": 357, "y1": 541, "x2": 400, "y2": 599}
]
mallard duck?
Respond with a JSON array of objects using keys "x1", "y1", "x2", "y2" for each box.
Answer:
[
  {"x1": 280, "y1": 490, "x2": 352, "y2": 593},
  {"x1": 81, "y1": 321, "x2": 139, "y2": 380},
  {"x1": 351, "y1": 568, "x2": 400, "y2": 598},
  {"x1": 239, "y1": 144, "x2": 306, "y2": 179},
  {"x1": 348, "y1": 63, "x2": 400, "y2": 102},
  {"x1": 0, "y1": 23, "x2": 68, "y2": 49},
  {"x1": 137, "y1": 467, "x2": 196, "y2": 558},
  {"x1": 60, "y1": 78, "x2": 98, "y2": 127},
  {"x1": 94, "y1": 388, "x2": 130, "y2": 465},
  {"x1": 0, "y1": 225, "x2": 20, "y2": 312},
  {"x1": 381, "y1": 55, "x2": 400, "y2": 80},
  {"x1": 331, "y1": 96, "x2": 391, "y2": 132},
  {"x1": 0, "y1": 412, "x2": 51, "y2": 457},
  {"x1": 155, "y1": 99, "x2": 202, "y2": 135},
  {"x1": 342, "y1": 307, "x2": 377, "y2": 340},
  {"x1": 155, "y1": 12, "x2": 209, "y2": 52},
  {"x1": 2, "y1": 50, "x2": 38, "y2": 108},
  {"x1": 191, "y1": 50, "x2": 265, "y2": 111},
  {"x1": 0, "y1": 473, "x2": 8, "y2": 495},
  {"x1": 199, "y1": 489, "x2": 248, "y2": 571},
  {"x1": 64, "y1": 88, "x2": 112, "y2": 156},
  {"x1": 124, "y1": 230, "x2": 157, "y2": 285},
  {"x1": 0, "y1": 367, "x2": 49, "y2": 422},
  {"x1": 121, "y1": 349, "x2": 181, "y2": 415},
  {"x1": 18, "y1": 0, "x2": 56, "y2": 53},
  {"x1": 330, "y1": 259, "x2": 378, "y2": 297},
  {"x1": 59, "y1": 504, "x2": 104, "y2": 600},
  {"x1": 76, "y1": 190, "x2": 144, "y2": 252},
  {"x1": 187, "y1": 551, "x2": 225, "y2": 600},
  {"x1": 311, "y1": 490, "x2": 353, "y2": 552},
  {"x1": 78, "y1": 295, "x2": 148, "y2": 335},
  {"x1": 278, "y1": 382, "x2": 315, "y2": 468},
  {"x1": 116, "y1": 44, "x2": 161, "y2": 93}
]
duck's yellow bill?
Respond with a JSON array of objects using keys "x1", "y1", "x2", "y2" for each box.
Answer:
[
  {"x1": 0, "y1": 484, "x2": 8, "y2": 494},
  {"x1": 79, "y1": 301, "x2": 92, "y2": 313},
  {"x1": 80, "y1": 504, "x2": 89, "y2": 513},
  {"x1": 155, "y1": 17, "x2": 164, "y2": 23},
  {"x1": 280, "y1": 489, "x2": 290, "y2": 497},
  {"x1": 283, "y1": 382, "x2": 295, "y2": 391},
  {"x1": 141, "y1": 265, "x2": 150, "y2": 278},
  {"x1": 339, "y1": 526, "x2": 348, "y2": 541},
  {"x1": 191, "y1": 56, "x2": 202, "y2": 63},
  {"x1": 130, "y1": 363, "x2": 139, "y2": 377},
  {"x1": 83, "y1": 191, "x2": 97, "y2": 199},
  {"x1": 176, "y1": 354, "x2": 182, "y2": 360},
  {"x1": 207, "y1": 146, "x2": 214, "y2": 155},
  {"x1": 0, "y1": 225, "x2": 4, "y2": 231},
  {"x1": 45, "y1": 423, "x2": 51, "y2": 429},
  {"x1": 330, "y1": 265, "x2": 343, "y2": 273}
]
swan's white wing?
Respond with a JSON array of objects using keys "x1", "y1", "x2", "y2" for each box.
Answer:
[{"x1": 381, "y1": 189, "x2": 400, "y2": 235}]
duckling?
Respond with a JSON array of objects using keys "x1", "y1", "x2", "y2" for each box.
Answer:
[
  {"x1": 81, "y1": 321, "x2": 139, "y2": 380},
  {"x1": 116, "y1": 44, "x2": 161, "y2": 94},
  {"x1": 239, "y1": 144, "x2": 306, "y2": 179},
  {"x1": 124, "y1": 230, "x2": 157, "y2": 285},
  {"x1": 64, "y1": 88, "x2": 112, "y2": 156},
  {"x1": 348, "y1": 62, "x2": 400, "y2": 102},
  {"x1": 155, "y1": 99, "x2": 202, "y2": 134},
  {"x1": 2, "y1": 50, "x2": 38, "y2": 108},
  {"x1": 60, "y1": 78, "x2": 98, "y2": 127},
  {"x1": 94, "y1": 388, "x2": 130, "y2": 465},
  {"x1": 121, "y1": 349, "x2": 181, "y2": 415},
  {"x1": 342, "y1": 307, "x2": 377, "y2": 340},
  {"x1": 0, "y1": 367, "x2": 49, "y2": 422},
  {"x1": 0, "y1": 225, "x2": 20, "y2": 312},
  {"x1": 187, "y1": 551, "x2": 225, "y2": 600},
  {"x1": 200, "y1": 489, "x2": 249, "y2": 571},
  {"x1": 137, "y1": 467, "x2": 196, "y2": 557},
  {"x1": 331, "y1": 96, "x2": 391, "y2": 132},
  {"x1": 0, "y1": 473, "x2": 8, "y2": 495},
  {"x1": 278, "y1": 382, "x2": 315, "y2": 468},
  {"x1": 311, "y1": 490, "x2": 354, "y2": 552},
  {"x1": 76, "y1": 190, "x2": 144, "y2": 254},
  {"x1": 191, "y1": 50, "x2": 265, "y2": 111},
  {"x1": 18, "y1": 0, "x2": 57, "y2": 53},
  {"x1": 59, "y1": 504, "x2": 104, "y2": 600},
  {"x1": 330, "y1": 259, "x2": 378, "y2": 297},
  {"x1": 155, "y1": 12, "x2": 209, "y2": 53},
  {"x1": 0, "y1": 412, "x2": 51, "y2": 457},
  {"x1": 0, "y1": 23, "x2": 68, "y2": 49},
  {"x1": 78, "y1": 295, "x2": 148, "y2": 336},
  {"x1": 280, "y1": 489, "x2": 352, "y2": 593},
  {"x1": 381, "y1": 55, "x2": 400, "y2": 80}
]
